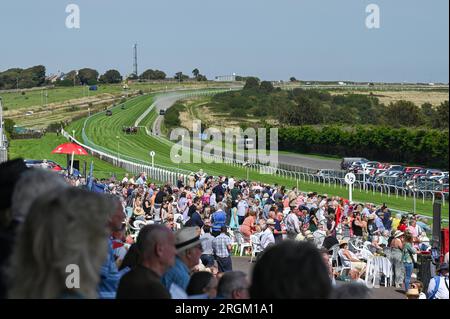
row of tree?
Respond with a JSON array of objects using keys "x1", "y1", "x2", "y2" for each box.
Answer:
[
  {"x1": 275, "y1": 125, "x2": 449, "y2": 169},
  {"x1": 0, "y1": 65, "x2": 46, "y2": 90},
  {"x1": 0, "y1": 65, "x2": 211, "y2": 89}
]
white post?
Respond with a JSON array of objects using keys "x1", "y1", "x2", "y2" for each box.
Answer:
[
  {"x1": 150, "y1": 151, "x2": 155, "y2": 168},
  {"x1": 345, "y1": 173, "x2": 356, "y2": 202},
  {"x1": 70, "y1": 151, "x2": 75, "y2": 175},
  {"x1": 349, "y1": 183, "x2": 353, "y2": 202},
  {"x1": 362, "y1": 163, "x2": 367, "y2": 192}
]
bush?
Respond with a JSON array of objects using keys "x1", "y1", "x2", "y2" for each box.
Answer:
[
  {"x1": 277, "y1": 125, "x2": 449, "y2": 169},
  {"x1": 230, "y1": 108, "x2": 247, "y2": 117}
]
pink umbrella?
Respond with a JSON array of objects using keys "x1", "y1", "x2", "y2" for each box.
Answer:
[{"x1": 51, "y1": 142, "x2": 88, "y2": 174}]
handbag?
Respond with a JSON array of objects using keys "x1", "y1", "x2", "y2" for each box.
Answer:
[{"x1": 408, "y1": 249, "x2": 418, "y2": 268}]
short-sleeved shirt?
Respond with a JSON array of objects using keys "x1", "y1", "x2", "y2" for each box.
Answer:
[
  {"x1": 260, "y1": 228, "x2": 275, "y2": 250},
  {"x1": 237, "y1": 200, "x2": 249, "y2": 217},
  {"x1": 200, "y1": 233, "x2": 215, "y2": 255},
  {"x1": 212, "y1": 233, "x2": 232, "y2": 258}
]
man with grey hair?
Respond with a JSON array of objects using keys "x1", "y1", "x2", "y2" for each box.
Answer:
[
  {"x1": 216, "y1": 271, "x2": 250, "y2": 299},
  {"x1": 162, "y1": 227, "x2": 204, "y2": 298},
  {"x1": 11, "y1": 168, "x2": 69, "y2": 224},
  {"x1": 117, "y1": 225, "x2": 176, "y2": 299}
]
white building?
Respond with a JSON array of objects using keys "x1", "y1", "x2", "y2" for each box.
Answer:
[{"x1": 214, "y1": 74, "x2": 236, "y2": 82}]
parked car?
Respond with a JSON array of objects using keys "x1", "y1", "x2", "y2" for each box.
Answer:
[
  {"x1": 316, "y1": 169, "x2": 339, "y2": 178},
  {"x1": 386, "y1": 165, "x2": 404, "y2": 172},
  {"x1": 404, "y1": 166, "x2": 423, "y2": 174},
  {"x1": 365, "y1": 161, "x2": 382, "y2": 169},
  {"x1": 341, "y1": 157, "x2": 368, "y2": 170}
]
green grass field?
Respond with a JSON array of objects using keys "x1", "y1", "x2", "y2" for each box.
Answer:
[
  {"x1": 8, "y1": 133, "x2": 128, "y2": 179},
  {"x1": 65, "y1": 93, "x2": 449, "y2": 219},
  {"x1": 0, "y1": 81, "x2": 239, "y2": 111}
]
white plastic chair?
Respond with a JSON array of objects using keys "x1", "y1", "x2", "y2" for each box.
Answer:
[
  {"x1": 234, "y1": 231, "x2": 251, "y2": 256},
  {"x1": 250, "y1": 234, "x2": 262, "y2": 263},
  {"x1": 337, "y1": 249, "x2": 352, "y2": 276}
]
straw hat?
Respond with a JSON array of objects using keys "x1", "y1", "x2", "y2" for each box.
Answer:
[
  {"x1": 266, "y1": 218, "x2": 276, "y2": 226},
  {"x1": 133, "y1": 207, "x2": 145, "y2": 216},
  {"x1": 175, "y1": 227, "x2": 203, "y2": 253},
  {"x1": 394, "y1": 230, "x2": 404, "y2": 238},
  {"x1": 368, "y1": 214, "x2": 376, "y2": 220},
  {"x1": 406, "y1": 288, "x2": 419, "y2": 297},
  {"x1": 339, "y1": 239, "x2": 349, "y2": 246}
]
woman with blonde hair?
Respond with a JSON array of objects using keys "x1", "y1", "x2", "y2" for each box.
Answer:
[{"x1": 7, "y1": 188, "x2": 117, "y2": 299}]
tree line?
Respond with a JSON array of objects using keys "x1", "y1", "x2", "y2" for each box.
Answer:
[
  {"x1": 0, "y1": 65, "x2": 210, "y2": 90},
  {"x1": 210, "y1": 78, "x2": 449, "y2": 129},
  {"x1": 276, "y1": 125, "x2": 449, "y2": 169},
  {"x1": 0, "y1": 65, "x2": 46, "y2": 90}
]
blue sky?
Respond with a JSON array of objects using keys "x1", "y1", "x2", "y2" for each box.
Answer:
[{"x1": 0, "y1": 0, "x2": 448, "y2": 82}]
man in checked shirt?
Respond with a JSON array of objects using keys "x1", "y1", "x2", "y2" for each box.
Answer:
[{"x1": 212, "y1": 226, "x2": 233, "y2": 273}]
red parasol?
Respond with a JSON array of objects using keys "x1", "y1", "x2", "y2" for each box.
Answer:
[
  {"x1": 51, "y1": 142, "x2": 88, "y2": 175},
  {"x1": 51, "y1": 142, "x2": 88, "y2": 155}
]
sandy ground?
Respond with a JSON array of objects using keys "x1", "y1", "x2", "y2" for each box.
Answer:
[{"x1": 330, "y1": 90, "x2": 448, "y2": 106}]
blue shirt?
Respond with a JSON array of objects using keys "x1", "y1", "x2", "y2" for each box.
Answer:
[
  {"x1": 162, "y1": 256, "x2": 190, "y2": 292},
  {"x1": 375, "y1": 216, "x2": 385, "y2": 232},
  {"x1": 97, "y1": 239, "x2": 130, "y2": 299},
  {"x1": 211, "y1": 210, "x2": 227, "y2": 232}
]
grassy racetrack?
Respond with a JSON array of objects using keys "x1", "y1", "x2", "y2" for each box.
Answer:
[{"x1": 66, "y1": 93, "x2": 449, "y2": 218}]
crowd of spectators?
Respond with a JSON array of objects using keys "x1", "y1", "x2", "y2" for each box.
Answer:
[{"x1": 0, "y1": 159, "x2": 448, "y2": 299}]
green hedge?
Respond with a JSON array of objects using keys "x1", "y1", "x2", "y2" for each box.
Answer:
[{"x1": 277, "y1": 126, "x2": 449, "y2": 169}]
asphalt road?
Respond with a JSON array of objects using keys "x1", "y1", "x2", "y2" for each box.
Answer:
[
  {"x1": 149, "y1": 92, "x2": 343, "y2": 170},
  {"x1": 231, "y1": 256, "x2": 406, "y2": 299}
]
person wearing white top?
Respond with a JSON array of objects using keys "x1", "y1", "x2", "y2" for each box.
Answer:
[
  {"x1": 228, "y1": 177, "x2": 235, "y2": 190},
  {"x1": 260, "y1": 219, "x2": 276, "y2": 250},
  {"x1": 427, "y1": 263, "x2": 449, "y2": 299}
]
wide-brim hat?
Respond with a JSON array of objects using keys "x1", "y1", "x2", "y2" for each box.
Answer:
[
  {"x1": 368, "y1": 214, "x2": 376, "y2": 220},
  {"x1": 339, "y1": 239, "x2": 349, "y2": 246},
  {"x1": 266, "y1": 218, "x2": 276, "y2": 225},
  {"x1": 175, "y1": 226, "x2": 203, "y2": 253},
  {"x1": 263, "y1": 193, "x2": 270, "y2": 198},
  {"x1": 437, "y1": 263, "x2": 449, "y2": 272},
  {"x1": 133, "y1": 207, "x2": 145, "y2": 216},
  {"x1": 406, "y1": 288, "x2": 419, "y2": 296},
  {"x1": 394, "y1": 230, "x2": 404, "y2": 238}
]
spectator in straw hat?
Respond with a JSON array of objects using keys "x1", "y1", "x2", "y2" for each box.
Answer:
[
  {"x1": 162, "y1": 227, "x2": 204, "y2": 298},
  {"x1": 389, "y1": 230, "x2": 405, "y2": 288},
  {"x1": 338, "y1": 239, "x2": 366, "y2": 274},
  {"x1": 117, "y1": 224, "x2": 176, "y2": 299}
]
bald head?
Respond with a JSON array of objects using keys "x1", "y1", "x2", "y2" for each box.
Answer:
[{"x1": 137, "y1": 224, "x2": 173, "y2": 260}]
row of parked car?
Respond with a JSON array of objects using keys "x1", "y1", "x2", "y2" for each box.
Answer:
[
  {"x1": 330, "y1": 157, "x2": 449, "y2": 193},
  {"x1": 24, "y1": 159, "x2": 81, "y2": 177}
]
